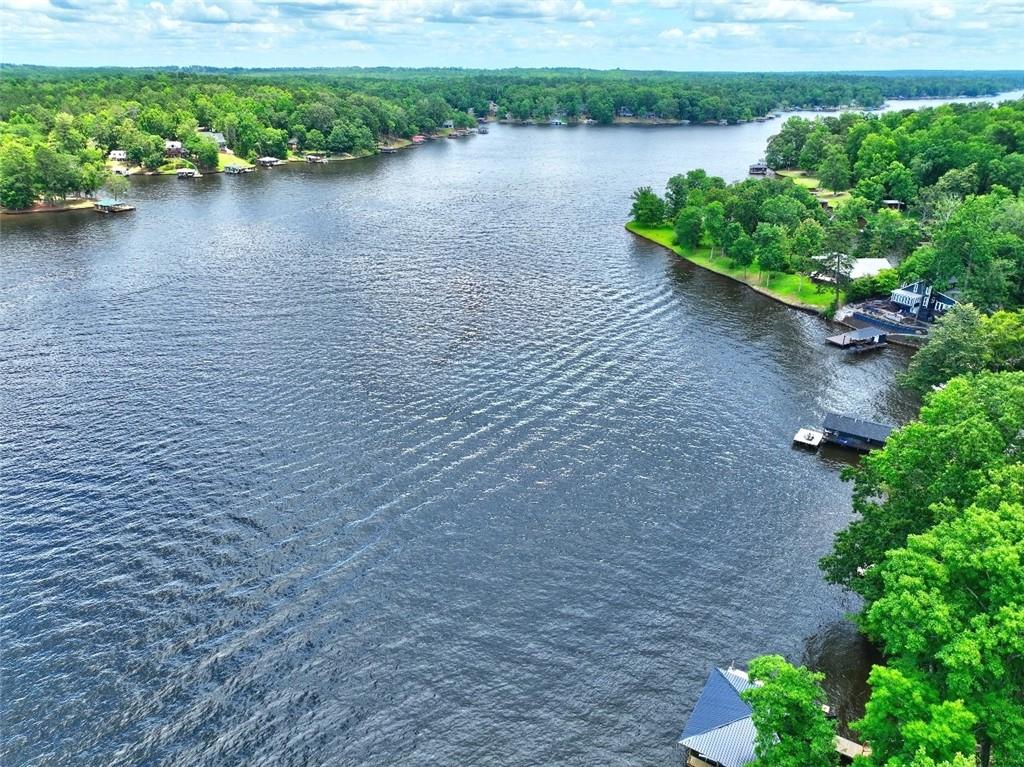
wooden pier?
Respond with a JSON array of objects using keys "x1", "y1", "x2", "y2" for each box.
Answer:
[
  {"x1": 826, "y1": 326, "x2": 888, "y2": 352},
  {"x1": 93, "y1": 199, "x2": 135, "y2": 214}
]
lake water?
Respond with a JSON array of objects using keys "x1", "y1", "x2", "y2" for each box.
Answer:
[{"x1": 5, "y1": 93, "x2": 1008, "y2": 766}]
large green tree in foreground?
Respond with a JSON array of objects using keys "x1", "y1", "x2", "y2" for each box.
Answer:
[
  {"x1": 741, "y1": 655, "x2": 837, "y2": 767},
  {"x1": 821, "y1": 372, "x2": 1024, "y2": 603}
]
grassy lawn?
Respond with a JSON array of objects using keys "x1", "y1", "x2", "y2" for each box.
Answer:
[
  {"x1": 776, "y1": 168, "x2": 853, "y2": 207},
  {"x1": 217, "y1": 152, "x2": 254, "y2": 171},
  {"x1": 626, "y1": 222, "x2": 841, "y2": 312}
]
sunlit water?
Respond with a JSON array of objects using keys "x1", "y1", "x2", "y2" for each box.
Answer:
[{"x1": 5, "y1": 92, "x2": 1010, "y2": 766}]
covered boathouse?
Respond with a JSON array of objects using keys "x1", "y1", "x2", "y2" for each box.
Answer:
[
  {"x1": 679, "y1": 667, "x2": 756, "y2": 767},
  {"x1": 680, "y1": 667, "x2": 870, "y2": 767},
  {"x1": 823, "y1": 412, "x2": 893, "y2": 451}
]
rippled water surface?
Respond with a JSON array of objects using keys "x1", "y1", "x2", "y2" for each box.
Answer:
[{"x1": 2, "y1": 117, "x2": 929, "y2": 766}]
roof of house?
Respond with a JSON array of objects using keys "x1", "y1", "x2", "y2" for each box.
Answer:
[
  {"x1": 823, "y1": 413, "x2": 894, "y2": 443},
  {"x1": 679, "y1": 668, "x2": 757, "y2": 767},
  {"x1": 850, "y1": 258, "x2": 891, "y2": 280},
  {"x1": 198, "y1": 131, "x2": 226, "y2": 143}
]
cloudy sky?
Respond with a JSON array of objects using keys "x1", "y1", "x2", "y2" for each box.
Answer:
[{"x1": 1, "y1": 0, "x2": 1020, "y2": 71}]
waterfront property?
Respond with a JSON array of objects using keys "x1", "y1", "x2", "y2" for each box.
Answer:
[
  {"x1": 108, "y1": 149, "x2": 127, "y2": 161},
  {"x1": 679, "y1": 667, "x2": 869, "y2": 767},
  {"x1": 748, "y1": 160, "x2": 769, "y2": 175},
  {"x1": 305, "y1": 154, "x2": 328, "y2": 163},
  {"x1": 197, "y1": 131, "x2": 227, "y2": 150},
  {"x1": 93, "y1": 198, "x2": 135, "y2": 213},
  {"x1": 822, "y1": 412, "x2": 893, "y2": 451},
  {"x1": 223, "y1": 164, "x2": 254, "y2": 174},
  {"x1": 889, "y1": 280, "x2": 956, "y2": 322},
  {"x1": 257, "y1": 156, "x2": 282, "y2": 166},
  {"x1": 176, "y1": 167, "x2": 198, "y2": 178},
  {"x1": 164, "y1": 139, "x2": 183, "y2": 157}
]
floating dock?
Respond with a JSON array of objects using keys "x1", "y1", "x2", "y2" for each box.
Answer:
[
  {"x1": 793, "y1": 428, "x2": 824, "y2": 448},
  {"x1": 826, "y1": 326, "x2": 888, "y2": 353},
  {"x1": 93, "y1": 199, "x2": 135, "y2": 214}
]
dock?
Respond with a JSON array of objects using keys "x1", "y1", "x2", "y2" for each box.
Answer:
[
  {"x1": 793, "y1": 428, "x2": 824, "y2": 449},
  {"x1": 826, "y1": 326, "x2": 888, "y2": 353},
  {"x1": 93, "y1": 199, "x2": 135, "y2": 214},
  {"x1": 823, "y1": 412, "x2": 894, "y2": 451}
]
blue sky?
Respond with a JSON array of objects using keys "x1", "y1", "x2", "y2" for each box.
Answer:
[{"x1": 1, "y1": 0, "x2": 1020, "y2": 71}]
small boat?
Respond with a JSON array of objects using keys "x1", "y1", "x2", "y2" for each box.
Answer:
[
  {"x1": 378, "y1": 145, "x2": 398, "y2": 154},
  {"x1": 549, "y1": 119, "x2": 565, "y2": 126},
  {"x1": 223, "y1": 164, "x2": 254, "y2": 174},
  {"x1": 176, "y1": 168, "x2": 199, "y2": 178},
  {"x1": 304, "y1": 154, "x2": 328, "y2": 163},
  {"x1": 477, "y1": 125, "x2": 489, "y2": 134}
]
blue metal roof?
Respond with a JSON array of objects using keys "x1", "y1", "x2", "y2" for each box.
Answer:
[
  {"x1": 680, "y1": 668, "x2": 753, "y2": 740},
  {"x1": 679, "y1": 668, "x2": 757, "y2": 767}
]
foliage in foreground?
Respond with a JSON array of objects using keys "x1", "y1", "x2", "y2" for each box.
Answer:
[{"x1": 741, "y1": 655, "x2": 837, "y2": 767}]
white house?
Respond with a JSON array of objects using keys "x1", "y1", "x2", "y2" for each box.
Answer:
[{"x1": 108, "y1": 149, "x2": 127, "y2": 161}]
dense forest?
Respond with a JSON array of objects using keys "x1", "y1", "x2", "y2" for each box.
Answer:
[
  {"x1": 2, "y1": 66, "x2": 1024, "y2": 209},
  {"x1": 631, "y1": 99, "x2": 1024, "y2": 310},
  {"x1": 630, "y1": 99, "x2": 1024, "y2": 767}
]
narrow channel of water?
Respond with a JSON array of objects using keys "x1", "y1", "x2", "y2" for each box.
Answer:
[{"x1": 4, "y1": 93, "x2": 1009, "y2": 766}]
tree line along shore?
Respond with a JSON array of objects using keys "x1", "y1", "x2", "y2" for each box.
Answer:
[
  {"x1": 629, "y1": 96, "x2": 1024, "y2": 767},
  {"x1": 2, "y1": 67, "x2": 1024, "y2": 212}
]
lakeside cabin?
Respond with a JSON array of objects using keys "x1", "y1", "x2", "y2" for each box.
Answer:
[
  {"x1": 197, "y1": 131, "x2": 227, "y2": 150},
  {"x1": 257, "y1": 156, "x2": 282, "y2": 167},
  {"x1": 889, "y1": 280, "x2": 956, "y2": 323},
  {"x1": 108, "y1": 149, "x2": 127, "y2": 162},
  {"x1": 680, "y1": 667, "x2": 869, "y2": 767},
  {"x1": 823, "y1": 412, "x2": 893, "y2": 452},
  {"x1": 748, "y1": 160, "x2": 769, "y2": 176},
  {"x1": 164, "y1": 140, "x2": 183, "y2": 157},
  {"x1": 93, "y1": 198, "x2": 135, "y2": 214}
]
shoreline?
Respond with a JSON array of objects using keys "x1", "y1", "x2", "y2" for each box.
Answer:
[
  {"x1": 0, "y1": 198, "x2": 96, "y2": 216},
  {"x1": 626, "y1": 222, "x2": 834, "y2": 316}
]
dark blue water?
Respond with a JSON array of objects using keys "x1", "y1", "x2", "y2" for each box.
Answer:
[{"x1": 2, "y1": 122, "x2": 917, "y2": 766}]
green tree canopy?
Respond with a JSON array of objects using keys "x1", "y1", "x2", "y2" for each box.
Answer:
[{"x1": 741, "y1": 655, "x2": 838, "y2": 767}]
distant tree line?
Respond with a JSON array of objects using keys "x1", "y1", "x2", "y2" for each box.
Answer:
[{"x1": 2, "y1": 66, "x2": 1023, "y2": 209}]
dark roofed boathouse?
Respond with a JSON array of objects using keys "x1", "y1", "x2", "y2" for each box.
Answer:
[{"x1": 823, "y1": 413, "x2": 893, "y2": 452}]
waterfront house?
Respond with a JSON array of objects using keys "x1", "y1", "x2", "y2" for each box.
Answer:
[
  {"x1": 618, "y1": 107, "x2": 634, "y2": 118},
  {"x1": 108, "y1": 149, "x2": 127, "y2": 161},
  {"x1": 680, "y1": 667, "x2": 870, "y2": 767},
  {"x1": 442, "y1": 119, "x2": 455, "y2": 129},
  {"x1": 748, "y1": 160, "x2": 769, "y2": 176},
  {"x1": 197, "y1": 131, "x2": 227, "y2": 150},
  {"x1": 164, "y1": 139, "x2": 183, "y2": 157},
  {"x1": 288, "y1": 137, "x2": 299, "y2": 151},
  {"x1": 881, "y1": 199, "x2": 905, "y2": 210},
  {"x1": 889, "y1": 280, "x2": 956, "y2": 322}
]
